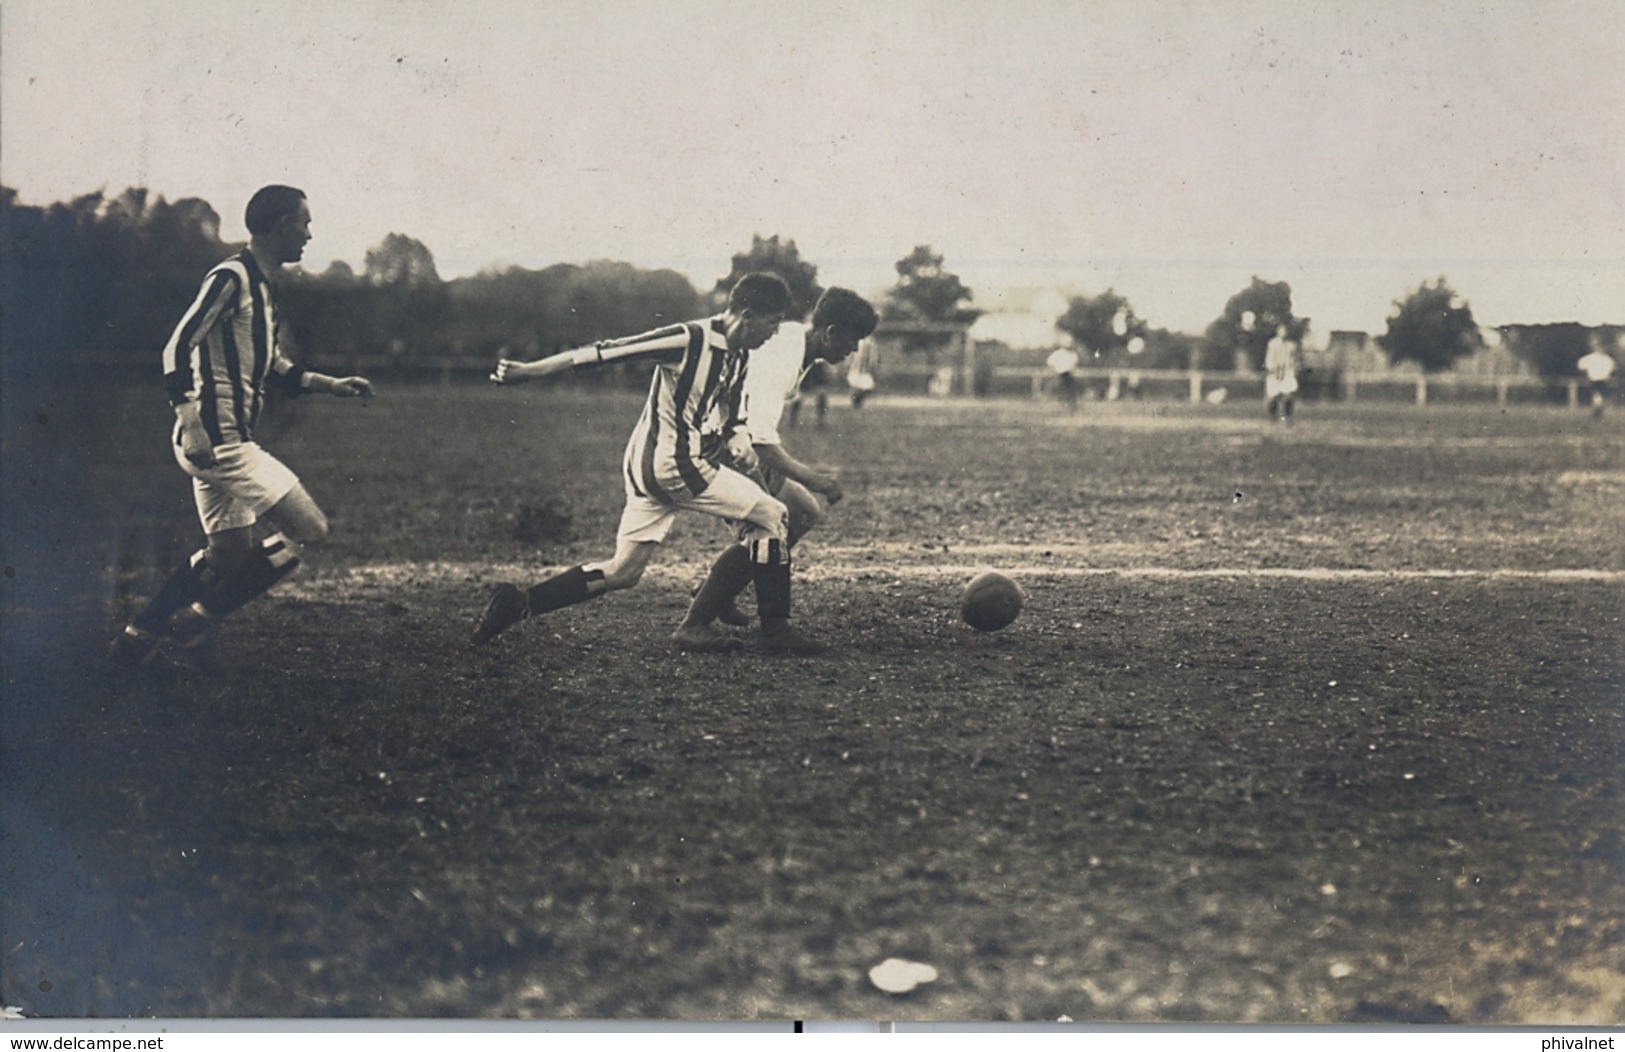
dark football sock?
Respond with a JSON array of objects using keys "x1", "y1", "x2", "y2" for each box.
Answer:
[
  {"x1": 131, "y1": 549, "x2": 213, "y2": 634},
  {"x1": 683, "y1": 544, "x2": 753, "y2": 625},
  {"x1": 749, "y1": 538, "x2": 792, "y2": 623},
  {"x1": 198, "y1": 534, "x2": 301, "y2": 619},
  {"x1": 525, "y1": 566, "x2": 607, "y2": 615}
]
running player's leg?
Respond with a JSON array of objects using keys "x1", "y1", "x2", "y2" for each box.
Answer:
[
  {"x1": 157, "y1": 450, "x2": 322, "y2": 658},
  {"x1": 676, "y1": 471, "x2": 783, "y2": 624},
  {"x1": 719, "y1": 472, "x2": 823, "y2": 654},
  {"x1": 680, "y1": 478, "x2": 822, "y2": 632},
  {"x1": 707, "y1": 470, "x2": 823, "y2": 627},
  {"x1": 112, "y1": 527, "x2": 237, "y2": 665},
  {"x1": 472, "y1": 497, "x2": 669, "y2": 645},
  {"x1": 261, "y1": 483, "x2": 329, "y2": 546},
  {"x1": 780, "y1": 479, "x2": 823, "y2": 547},
  {"x1": 679, "y1": 543, "x2": 753, "y2": 637},
  {"x1": 532, "y1": 538, "x2": 654, "y2": 612},
  {"x1": 115, "y1": 447, "x2": 303, "y2": 662},
  {"x1": 672, "y1": 468, "x2": 823, "y2": 653},
  {"x1": 179, "y1": 476, "x2": 319, "y2": 636}
]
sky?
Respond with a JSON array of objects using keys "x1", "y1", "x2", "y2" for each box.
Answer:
[{"x1": 3, "y1": 0, "x2": 1621, "y2": 338}]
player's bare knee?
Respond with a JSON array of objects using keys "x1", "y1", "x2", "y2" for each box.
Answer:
[
  {"x1": 267, "y1": 487, "x2": 329, "y2": 546},
  {"x1": 789, "y1": 502, "x2": 822, "y2": 540},
  {"x1": 285, "y1": 511, "x2": 329, "y2": 546},
  {"x1": 592, "y1": 549, "x2": 651, "y2": 591},
  {"x1": 744, "y1": 496, "x2": 789, "y2": 539}
]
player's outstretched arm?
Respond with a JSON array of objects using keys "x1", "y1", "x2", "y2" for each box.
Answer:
[
  {"x1": 491, "y1": 349, "x2": 591, "y2": 385},
  {"x1": 494, "y1": 325, "x2": 692, "y2": 385},
  {"x1": 304, "y1": 372, "x2": 373, "y2": 398}
]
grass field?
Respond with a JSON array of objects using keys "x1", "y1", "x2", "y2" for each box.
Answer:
[{"x1": 2, "y1": 378, "x2": 1621, "y2": 1023}]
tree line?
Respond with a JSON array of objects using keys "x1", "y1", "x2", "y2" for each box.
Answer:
[{"x1": 2, "y1": 186, "x2": 1606, "y2": 381}]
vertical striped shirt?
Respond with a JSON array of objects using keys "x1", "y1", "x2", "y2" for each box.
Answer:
[
  {"x1": 162, "y1": 251, "x2": 305, "y2": 446},
  {"x1": 582, "y1": 316, "x2": 748, "y2": 503}
]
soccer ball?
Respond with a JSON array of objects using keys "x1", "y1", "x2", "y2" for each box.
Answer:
[{"x1": 960, "y1": 570, "x2": 1024, "y2": 632}]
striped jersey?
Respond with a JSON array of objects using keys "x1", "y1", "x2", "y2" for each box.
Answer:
[
  {"x1": 583, "y1": 316, "x2": 749, "y2": 503},
  {"x1": 162, "y1": 251, "x2": 305, "y2": 446}
]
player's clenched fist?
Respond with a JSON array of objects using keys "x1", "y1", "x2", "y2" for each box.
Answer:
[
  {"x1": 814, "y1": 469, "x2": 844, "y2": 505},
  {"x1": 175, "y1": 400, "x2": 216, "y2": 469},
  {"x1": 491, "y1": 359, "x2": 523, "y2": 385},
  {"x1": 725, "y1": 430, "x2": 759, "y2": 474}
]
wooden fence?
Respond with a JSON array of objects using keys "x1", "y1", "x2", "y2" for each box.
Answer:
[
  {"x1": 48, "y1": 353, "x2": 1595, "y2": 408},
  {"x1": 986, "y1": 366, "x2": 1588, "y2": 408}
]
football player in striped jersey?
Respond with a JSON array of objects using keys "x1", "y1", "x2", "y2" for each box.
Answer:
[
  {"x1": 110, "y1": 185, "x2": 373, "y2": 669},
  {"x1": 675, "y1": 288, "x2": 878, "y2": 642},
  {"x1": 476, "y1": 272, "x2": 828, "y2": 656}
]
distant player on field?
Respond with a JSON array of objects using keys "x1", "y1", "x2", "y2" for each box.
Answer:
[
  {"x1": 846, "y1": 340, "x2": 878, "y2": 409},
  {"x1": 110, "y1": 185, "x2": 374, "y2": 668},
  {"x1": 1046, "y1": 346, "x2": 1081, "y2": 412},
  {"x1": 1263, "y1": 325, "x2": 1300, "y2": 423},
  {"x1": 673, "y1": 288, "x2": 879, "y2": 649},
  {"x1": 474, "y1": 272, "x2": 827, "y2": 657},
  {"x1": 787, "y1": 359, "x2": 835, "y2": 429},
  {"x1": 1577, "y1": 341, "x2": 1617, "y2": 418}
]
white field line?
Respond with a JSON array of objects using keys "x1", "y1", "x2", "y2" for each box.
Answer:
[{"x1": 281, "y1": 553, "x2": 1625, "y2": 598}]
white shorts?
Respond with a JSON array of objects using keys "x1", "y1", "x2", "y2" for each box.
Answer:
[
  {"x1": 1266, "y1": 374, "x2": 1299, "y2": 398},
  {"x1": 175, "y1": 441, "x2": 300, "y2": 534},
  {"x1": 617, "y1": 466, "x2": 781, "y2": 545}
]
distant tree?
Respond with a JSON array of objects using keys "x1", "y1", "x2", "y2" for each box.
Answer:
[
  {"x1": 1056, "y1": 288, "x2": 1149, "y2": 365},
  {"x1": 883, "y1": 245, "x2": 980, "y2": 326},
  {"x1": 568, "y1": 260, "x2": 705, "y2": 351},
  {"x1": 364, "y1": 232, "x2": 441, "y2": 287},
  {"x1": 353, "y1": 232, "x2": 448, "y2": 358},
  {"x1": 1202, "y1": 276, "x2": 1309, "y2": 371},
  {"x1": 446, "y1": 263, "x2": 580, "y2": 356},
  {"x1": 712, "y1": 235, "x2": 821, "y2": 320},
  {"x1": 281, "y1": 259, "x2": 369, "y2": 362},
  {"x1": 1137, "y1": 328, "x2": 1201, "y2": 371},
  {"x1": 113, "y1": 193, "x2": 231, "y2": 353},
  {"x1": 1503, "y1": 323, "x2": 1592, "y2": 380},
  {"x1": 44, "y1": 191, "x2": 122, "y2": 353},
  {"x1": 881, "y1": 245, "x2": 980, "y2": 356},
  {"x1": 1, "y1": 187, "x2": 61, "y2": 357},
  {"x1": 2, "y1": 185, "x2": 231, "y2": 360},
  {"x1": 1377, "y1": 277, "x2": 1482, "y2": 373},
  {"x1": 444, "y1": 261, "x2": 702, "y2": 364}
]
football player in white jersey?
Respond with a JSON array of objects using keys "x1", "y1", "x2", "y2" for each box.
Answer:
[
  {"x1": 672, "y1": 288, "x2": 879, "y2": 650},
  {"x1": 1264, "y1": 325, "x2": 1301, "y2": 423},
  {"x1": 1577, "y1": 340, "x2": 1618, "y2": 417}
]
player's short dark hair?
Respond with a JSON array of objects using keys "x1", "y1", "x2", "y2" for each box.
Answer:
[
  {"x1": 245, "y1": 185, "x2": 307, "y2": 236},
  {"x1": 810, "y1": 287, "x2": 879, "y2": 338},
  {"x1": 727, "y1": 272, "x2": 792, "y2": 316}
]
